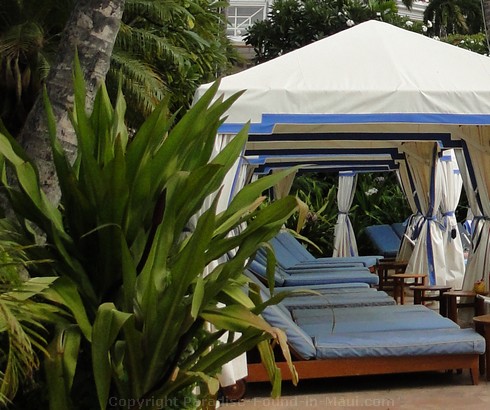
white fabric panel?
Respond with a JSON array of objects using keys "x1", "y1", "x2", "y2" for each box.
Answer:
[
  {"x1": 401, "y1": 142, "x2": 446, "y2": 285},
  {"x1": 455, "y1": 149, "x2": 481, "y2": 244},
  {"x1": 197, "y1": 134, "x2": 248, "y2": 387},
  {"x1": 461, "y1": 131, "x2": 490, "y2": 292},
  {"x1": 440, "y1": 150, "x2": 465, "y2": 289},
  {"x1": 396, "y1": 161, "x2": 417, "y2": 262},
  {"x1": 195, "y1": 21, "x2": 490, "y2": 124},
  {"x1": 333, "y1": 172, "x2": 358, "y2": 257},
  {"x1": 455, "y1": 149, "x2": 481, "y2": 288}
]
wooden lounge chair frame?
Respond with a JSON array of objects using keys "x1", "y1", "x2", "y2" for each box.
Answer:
[
  {"x1": 221, "y1": 348, "x2": 480, "y2": 401},
  {"x1": 247, "y1": 354, "x2": 480, "y2": 385}
]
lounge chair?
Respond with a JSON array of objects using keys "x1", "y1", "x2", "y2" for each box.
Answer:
[
  {"x1": 271, "y1": 231, "x2": 382, "y2": 270},
  {"x1": 245, "y1": 270, "x2": 395, "y2": 311},
  {"x1": 391, "y1": 222, "x2": 406, "y2": 239},
  {"x1": 249, "y1": 258, "x2": 379, "y2": 287},
  {"x1": 244, "y1": 296, "x2": 485, "y2": 391},
  {"x1": 364, "y1": 224, "x2": 401, "y2": 258}
]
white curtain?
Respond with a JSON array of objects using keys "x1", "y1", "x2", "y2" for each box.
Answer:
[
  {"x1": 333, "y1": 171, "x2": 358, "y2": 257},
  {"x1": 440, "y1": 149, "x2": 465, "y2": 289},
  {"x1": 455, "y1": 149, "x2": 480, "y2": 253},
  {"x1": 401, "y1": 142, "x2": 446, "y2": 285},
  {"x1": 396, "y1": 160, "x2": 420, "y2": 262},
  {"x1": 460, "y1": 132, "x2": 490, "y2": 293},
  {"x1": 195, "y1": 133, "x2": 249, "y2": 387}
]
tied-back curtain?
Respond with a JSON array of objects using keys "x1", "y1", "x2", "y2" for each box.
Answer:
[
  {"x1": 440, "y1": 150, "x2": 465, "y2": 289},
  {"x1": 460, "y1": 131, "x2": 490, "y2": 293},
  {"x1": 401, "y1": 142, "x2": 446, "y2": 285},
  {"x1": 397, "y1": 159, "x2": 421, "y2": 262},
  {"x1": 455, "y1": 149, "x2": 481, "y2": 247},
  {"x1": 333, "y1": 171, "x2": 358, "y2": 257}
]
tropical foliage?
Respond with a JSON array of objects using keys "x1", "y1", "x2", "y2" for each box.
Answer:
[
  {"x1": 244, "y1": 0, "x2": 485, "y2": 63},
  {"x1": 112, "y1": 0, "x2": 238, "y2": 126},
  {"x1": 0, "y1": 236, "x2": 64, "y2": 406},
  {"x1": 351, "y1": 173, "x2": 411, "y2": 254},
  {"x1": 423, "y1": 0, "x2": 483, "y2": 38},
  {"x1": 244, "y1": 0, "x2": 410, "y2": 63},
  {"x1": 287, "y1": 173, "x2": 411, "y2": 256},
  {"x1": 286, "y1": 174, "x2": 338, "y2": 257},
  {"x1": 0, "y1": 0, "x2": 236, "y2": 136},
  {"x1": 0, "y1": 57, "x2": 304, "y2": 407},
  {"x1": 444, "y1": 32, "x2": 488, "y2": 54},
  {"x1": 0, "y1": 0, "x2": 71, "y2": 136}
]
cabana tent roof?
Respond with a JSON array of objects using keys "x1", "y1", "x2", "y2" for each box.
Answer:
[{"x1": 196, "y1": 20, "x2": 490, "y2": 142}]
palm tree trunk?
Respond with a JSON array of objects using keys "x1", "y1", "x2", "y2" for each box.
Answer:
[
  {"x1": 18, "y1": 0, "x2": 125, "y2": 203},
  {"x1": 482, "y1": 0, "x2": 490, "y2": 53}
]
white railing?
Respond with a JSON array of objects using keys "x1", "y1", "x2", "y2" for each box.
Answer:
[{"x1": 226, "y1": 3, "x2": 270, "y2": 38}]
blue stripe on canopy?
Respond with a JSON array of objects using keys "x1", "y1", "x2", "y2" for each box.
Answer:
[
  {"x1": 246, "y1": 147, "x2": 407, "y2": 157},
  {"x1": 218, "y1": 113, "x2": 490, "y2": 134}
]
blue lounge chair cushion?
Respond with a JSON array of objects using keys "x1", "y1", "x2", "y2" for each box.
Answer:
[
  {"x1": 261, "y1": 304, "x2": 316, "y2": 359},
  {"x1": 249, "y1": 257, "x2": 379, "y2": 287},
  {"x1": 391, "y1": 222, "x2": 406, "y2": 239},
  {"x1": 364, "y1": 225, "x2": 401, "y2": 257},
  {"x1": 293, "y1": 305, "x2": 458, "y2": 334},
  {"x1": 276, "y1": 282, "x2": 370, "y2": 292},
  {"x1": 281, "y1": 292, "x2": 395, "y2": 309},
  {"x1": 314, "y1": 328, "x2": 485, "y2": 358},
  {"x1": 272, "y1": 232, "x2": 382, "y2": 268},
  {"x1": 280, "y1": 271, "x2": 379, "y2": 286}
]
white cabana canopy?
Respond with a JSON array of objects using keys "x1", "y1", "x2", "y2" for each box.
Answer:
[
  {"x1": 197, "y1": 20, "x2": 490, "y2": 129},
  {"x1": 195, "y1": 19, "x2": 490, "y2": 385}
]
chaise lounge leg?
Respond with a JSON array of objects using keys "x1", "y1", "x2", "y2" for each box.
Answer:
[
  {"x1": 470, "y1": 365, "x2": 479, "y2": 385},
  {"x1": 221, "y1": 378, "x2": 247, "y2": 401}
]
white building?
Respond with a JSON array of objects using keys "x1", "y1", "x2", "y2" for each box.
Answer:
[
  {"x1": 226, "y1": 0, "x2": 429, "y2": 43},
  {"x1": 396, "y1": 1, "x2": 429, "y2": 22}
]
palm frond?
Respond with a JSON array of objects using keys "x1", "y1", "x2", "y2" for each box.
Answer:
[
  {"x1": 116, "y1": 23, "x2": 188, "y2": 68},
  {"x1": 0, "y1": 280, "x2": 62, "y2": 405},
  {"x1": 0, "y1": 299, "x2": 39, "y2": 406},
  {"x1": 124, "y1": 0, "x2": 192, "y2": 26},
  {"x1": 108, "y1": 51, "x2": 168, "y2": 123}
]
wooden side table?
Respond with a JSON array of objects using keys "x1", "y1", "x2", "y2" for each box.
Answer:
[
  {"x1": 391, "y1": 273, "x2": 427, "y2": 305},
  {"x1": 409, "y1": 285, "x2": 452, "y2": 315},
  {"x1": 375, "y1": 260, "x2": 408, "y2": 291},
  {"x1": 473, "y1": 314, "x2": 490, "y2": 381},
  {"x1": 443, "y1": 290, "x2": 487, "y2": 323}
]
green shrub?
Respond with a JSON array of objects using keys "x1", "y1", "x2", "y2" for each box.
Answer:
[{"x1": 0, "y1": 57, "x2": 303, "y2": 408}]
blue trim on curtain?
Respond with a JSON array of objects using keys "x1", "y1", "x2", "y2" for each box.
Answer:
[
  {"x1": 228, "y1": 156, "x2": 244, "y2": 206},
  {"x1": 426, "y1": 144, "x2": 439, "y2": 285}
]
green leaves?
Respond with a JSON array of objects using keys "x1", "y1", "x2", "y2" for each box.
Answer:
[
  {"x1": 92, "y1": 304, "x2": 132, "y2": 410},
  {"x1": 0, "y1": 274, "x2": 63, "y2": 406},
  {"x1": 0, "y1": 56, "x2": 302, "y2": 408}
]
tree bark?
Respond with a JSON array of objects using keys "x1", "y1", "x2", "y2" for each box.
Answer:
[{"x1": 18, "y1": 0, "x2": 125, "y2": 203}]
